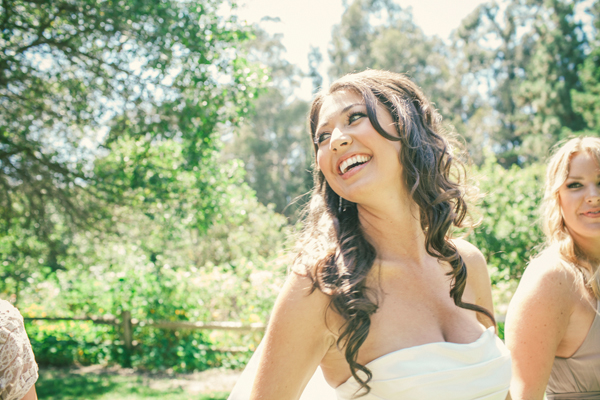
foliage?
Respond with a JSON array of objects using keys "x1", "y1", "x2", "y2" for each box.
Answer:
[
  {"x1": 0, "y1": 0, "x2": 266, "y2": 296},
  {"x1": 225, "y1": 90, "x2": 312, "y2": 220},
  {"x1": 454, "y1": 0, "x2": 588, "y2": 165},
  {"x1": 26, "y1": 320, "x2": 114, "y2": 367},
  {"x1": 467, "y1": 155, "x2": 546, "y2": 313},
  {"x1": 572, "y1": 46, "x2": 600, "y2": 135},
  {"x1": 15, "y1": 149, "x2": 286, "y2": 370},
  {"x1": 25, "y1": 318, "x2": 254, "y2": 372},
  {"x1": 516, "y1": 0, "x2": 587, "y2": 154},
  {"x1": 328, "y1": 0, "x2": 468, "y2": 132},
  {"x1": 224, "y1": 27, "x2": 313, "y2": 221}
]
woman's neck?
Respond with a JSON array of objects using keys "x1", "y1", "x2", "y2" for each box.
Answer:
[
  {"x1": 357, "y1": 199, "x2": 428, "y2": 265},
  {"x1": 572, "y1": 233, "x2": 600, "y2": 262}
]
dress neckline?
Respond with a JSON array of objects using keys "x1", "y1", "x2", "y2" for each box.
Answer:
[
  {"x1": 558, "y1": 299, "x2": 600, "y2": 360},
  {"x1": 335, "y1": 327, "x2": 495, "y2": 389}
]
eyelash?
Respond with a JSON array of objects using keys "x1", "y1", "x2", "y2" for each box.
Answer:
[
  {"x1": 566, "y1": 181, "x2": 600, "y2": 189},
  {"x1": 314, "y1": 112, "x2": 366, "y2": 145}
]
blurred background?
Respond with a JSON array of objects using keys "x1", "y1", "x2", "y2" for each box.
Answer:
[{"x1": 1, "y1": 0, "x2": 597, "y2": 398}]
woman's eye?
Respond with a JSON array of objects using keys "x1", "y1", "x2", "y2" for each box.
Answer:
[
  {"x1": 315, "y1": 132, "x2": 331, "y2": 144},
  {"x1": 348, "y1": 112, "x2": 365, "y2": 124},
  {"x1": 566, "y1": 182, "x2": 582, "y2": 189}
]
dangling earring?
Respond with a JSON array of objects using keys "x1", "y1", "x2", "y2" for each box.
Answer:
[{"x1": 338, "y1": 195, "x2": 343, "y2": 214}]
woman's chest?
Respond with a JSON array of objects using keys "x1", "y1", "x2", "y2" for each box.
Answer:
[
  {"x1": 556, "y1": 291, "x2": 598, "y2": 358},
  {"x1": 320, "y1": 266, "x2": 485, "y2": 387}
]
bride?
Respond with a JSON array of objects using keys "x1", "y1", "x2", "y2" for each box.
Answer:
[{"x1": 229, "y1": 69, "x2": 511, "y2": 399}]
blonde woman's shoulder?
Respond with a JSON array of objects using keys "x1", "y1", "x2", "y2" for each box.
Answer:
[
  {"x1": 506, "y1": 245, "x2": 576, "y2": 338},
  {"x1": 519, "y1": 246, "x2": 579, "y2": 297}
]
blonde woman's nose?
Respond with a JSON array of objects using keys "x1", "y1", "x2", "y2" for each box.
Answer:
[
  {"x1": 586, "y1": 184, "x2": 600, "y2": 204},
  {"x1": 330, "y1": 127, "x2": 352, "y2": 152}
]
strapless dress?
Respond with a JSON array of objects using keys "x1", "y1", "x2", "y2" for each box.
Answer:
[{"x1": 228, "y1": 327, "x2": 511, "y2": 400}]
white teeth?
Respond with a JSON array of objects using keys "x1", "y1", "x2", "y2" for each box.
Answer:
[{"x1": 340, "y1": 155, "x2": 371, "y2": 174}]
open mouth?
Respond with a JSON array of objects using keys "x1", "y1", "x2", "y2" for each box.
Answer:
[
  {"x1": 339, "y1": 155, "x2": 371, "y2": 175},
  {"x1": 583, "y1": 210, "x2": 600, "y2": 217}
]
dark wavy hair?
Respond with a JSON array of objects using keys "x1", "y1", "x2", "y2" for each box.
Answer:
[{"x1": 293, "y1": 70, "x2": 494, "y2": 396}]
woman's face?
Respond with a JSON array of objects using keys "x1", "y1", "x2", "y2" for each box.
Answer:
[
  {"x1": 314, "y1": 90, "x2": 403, "y2": 204},
  {"x1": 559, "y1": 151, "x2": 600, "y2": 242}
]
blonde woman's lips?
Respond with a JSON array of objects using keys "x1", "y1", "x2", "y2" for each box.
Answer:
[{"x1": 582, "y1": 209, "x2": 600, "y2": 218}]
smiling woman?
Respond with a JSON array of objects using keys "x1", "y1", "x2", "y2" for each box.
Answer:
[
  {"x1": 229, "y1": 70, "x2": 512, "y2": 400},
  {"x1": 506, "y1": 137, "x2": 600, "y2": 400}
]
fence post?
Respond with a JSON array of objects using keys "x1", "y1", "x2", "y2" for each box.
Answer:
[{"x1": 121, "y1": 310, "x2": 133, "y2": 367}]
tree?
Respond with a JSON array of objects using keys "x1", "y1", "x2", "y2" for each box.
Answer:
[
  {"x1": 516, "y1": 0, "x2": 587, "y2": 156},
  {"x1": 454, "y1": 0, "x2": 587, "y2": 165},
  {"x1": 0, "y1": 0, "x2": 265, "y2": 296},
  {"x1": 466, "y1": 156, "x2": 546, "y2": 313},
  {"x1": 308, "y1": 45, "x2": 323, "y2": 94},
  {"x1": 328, "y1": 0, "x2": 475, "y2": 152},
  {"x1": 224, "y1": 26, "x2": 313, "y2": 220},
  {"x1": 570, "y1": 0, "x2": 600, "y2": 136},
  {"x1": 454, "y1": 0, "x2": 536, "y2": 165}
]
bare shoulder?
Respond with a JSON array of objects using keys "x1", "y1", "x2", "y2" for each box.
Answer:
[
  {"x1": 512, "y1": 251, "x2": 577, "y2": 303},
  {"x1": 450, "y1": 238, "x2": 494, "y2": 325},
  {"x1": 505, "y1": 249, "x2": 575, "y2": 348},
  {"x1": 267, "y1": 269, "x2": 337, "y2": 348},
  {"x1": 251, "y1": 271, "x2": 337, "y2": 398},
  {"x1": 278, "y1": 271, "x2": 331, "y2": 314},
  {"x1": 505, "y1": 249, "x2": 575, "y2": 399},
  {"x1": 451, "y1": 238, "x2": 487, "y2": 272},
  {"x1": 450, "y1": 238, "x2": 490, "y2": 290}
]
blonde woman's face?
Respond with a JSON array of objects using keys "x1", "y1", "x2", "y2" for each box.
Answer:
[{"x1": 559, "y1": 152, "x2": 600, "y2": 241}]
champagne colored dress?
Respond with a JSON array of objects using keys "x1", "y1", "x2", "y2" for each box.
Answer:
[{"x1": 546, "y1": 300, "x2": 600, "y2": 400}]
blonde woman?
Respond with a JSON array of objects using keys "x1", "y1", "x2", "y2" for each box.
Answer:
[{"x1": 506, "y1": 137, "x2": 600, "y2": 400}]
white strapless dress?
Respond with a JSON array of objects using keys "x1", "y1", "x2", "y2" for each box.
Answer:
[{"x1": 228, "y1": 327, "x2": 511, "y2": 400}]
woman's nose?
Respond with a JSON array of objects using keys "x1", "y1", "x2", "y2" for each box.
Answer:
[
  {"x1": 330, "y1": 127, "x2": 352, "y2": 152},
  {"x1": 586, "y1": 184, "x2": 600, "y2": 205}
]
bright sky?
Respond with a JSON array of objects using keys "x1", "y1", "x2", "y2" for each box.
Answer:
[
  {"x1": 233, "y1": 0, "x2": 595, "y2": 99},
  {"x1": 234, "y1": 0, "x2": 489, "y2": 97}
]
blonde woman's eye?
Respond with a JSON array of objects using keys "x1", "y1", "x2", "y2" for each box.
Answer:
[{"x1": 567, "y1": 182, "x2": 582, "y2": 189}]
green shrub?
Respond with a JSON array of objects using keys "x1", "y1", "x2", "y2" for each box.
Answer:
[
  {"x1": 26, "y1": 321, "x2": 113, "y2": 367},
  {"x1": 467, "y1": 157, "x2": 546, "y2": 314}
]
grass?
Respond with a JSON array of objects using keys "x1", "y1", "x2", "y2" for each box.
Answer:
[{"x1": 36, "y1": 368, "x2": 229, "y2": 400}]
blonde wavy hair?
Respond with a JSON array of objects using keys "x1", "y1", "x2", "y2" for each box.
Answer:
[{"x1": 543, "y1": 136, "x2": 600, "y2": 299}]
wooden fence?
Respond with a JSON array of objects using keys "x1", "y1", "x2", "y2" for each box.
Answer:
[
  {"x1": 25, "y1": 313, "x2": 507, "y2": 354},
  {"x1": 24, "y1": 312, "x2": 266, "y2": 353}
]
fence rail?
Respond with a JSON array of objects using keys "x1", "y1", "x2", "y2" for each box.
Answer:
[
  {"x1": 24, "y1": 313, "x2": 506, "y2": 355},
  {"x1": 24, "y1": 312, "x2": 265, "y2": 353}
]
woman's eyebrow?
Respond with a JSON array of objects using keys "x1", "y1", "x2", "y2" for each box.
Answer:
[
  {"x1": 318, "y1": 103, "x2": 365, "y2": 131},
  {"x1": 566, "y1": 174, "x2": 600, "y2": 179}
]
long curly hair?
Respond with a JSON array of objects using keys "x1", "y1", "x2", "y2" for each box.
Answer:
[
  {"x1": 293, "y1": 70, "x2": 494, "y2": 395},
  {"x1": 542, "y1": 136, "x2": 600, "y2": 299}
]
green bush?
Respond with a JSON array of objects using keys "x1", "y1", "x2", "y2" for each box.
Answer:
[
  {"x1": 25, "y1": 319, "x2": 256, "y2": 372},
  {"x1": 467, "y1": 156, "x2": 546, "y2": 313},
  {"x1": 26, "y1": 321, "x2": 113, "y2": 367}
]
